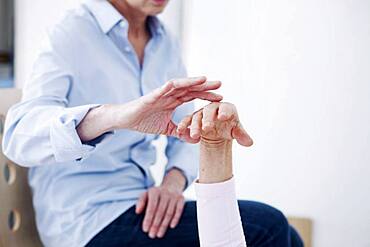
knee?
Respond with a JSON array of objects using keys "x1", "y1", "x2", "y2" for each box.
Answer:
[
  {"x1": 261, "y1": 206, "x2": 304, "y2": 247},
  {"x1": 290, "y1": 226, "x2": 304, "y2": 247},
  {"x1": 263, "y1": 204, "x2": 290, "y2": 238},
  {"x1": 238, "y1": 201, "x2": 290, "y2": 243}
]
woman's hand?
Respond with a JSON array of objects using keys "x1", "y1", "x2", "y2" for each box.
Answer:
[
  {"x1": 77, "y1": 76, "x2": 222, "y2": 142},
  {"x1": 115, "y1": 76, "x2": 222, "y2": 135},
  {"x1": 176, "y1": 102, "x2": 253, "y2": 147},
  {"x1": 135, "y1": 168, "x2": 186, "y2": 239}
]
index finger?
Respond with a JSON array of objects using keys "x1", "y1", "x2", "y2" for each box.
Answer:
[
  {"x1": 145, "y1": 76, "x2": 208, "y2": 103},
  {"x1": 170, "y1": 76, "x2": 207, "y2": 90}
]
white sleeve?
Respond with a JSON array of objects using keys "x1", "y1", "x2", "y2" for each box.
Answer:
[{"x1": 195, "y1": 177, "x2": 247, "y2": 247}]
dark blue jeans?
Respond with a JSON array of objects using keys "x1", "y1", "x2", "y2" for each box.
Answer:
[{"x1": 86, "y1": 201, "x2": 303, "y2": 247}]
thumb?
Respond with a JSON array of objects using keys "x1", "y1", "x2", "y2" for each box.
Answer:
[
  {"x1": 136, "y1": 191, "x2": 148, "y2": 214},
  {"x1": 231, "y1": 122, "x2": 253, "y2": 147}
]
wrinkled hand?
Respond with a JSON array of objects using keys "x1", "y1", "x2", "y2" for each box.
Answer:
[
  {"x1": 135, "y1": 180, "x2": 185, "y2": 239},
  {"x1": 118, "y1": 76, "x2": 222, "y2": 135},
  {"x1": 176, "y1": 102, "x2": 253, "y2": 146}
]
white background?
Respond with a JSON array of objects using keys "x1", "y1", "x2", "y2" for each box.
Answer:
[
  {"x1": 183, "y1": 1, "x2": 370, "y2": 246},
  {"x1": 14, "y1": 0, "x2": 370, "y2": 246}
]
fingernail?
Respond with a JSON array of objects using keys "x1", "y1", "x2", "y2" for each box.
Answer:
[
  {"x1": 249, "y1": 138, "x2": 254, "y2": 145},
  {"x1": 218, "y1": 114, "x2": 227, "y2": 120},
  {"x1": 191, "y1": 133, "x2": 199, "y2": 139},
  {"x1": 149, "y1": 232, "x2": 156, "y2": 239},
  {"x1": 143, "y1": 226, "x2": 148, "y2": 232}
]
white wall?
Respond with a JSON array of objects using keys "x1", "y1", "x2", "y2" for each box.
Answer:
[
  {"x1": 15, "y1": 0, "x2": 81, "y2": 87},
  {"x1": 183, "y1": 0, "x2": 370, "y2": 246}
]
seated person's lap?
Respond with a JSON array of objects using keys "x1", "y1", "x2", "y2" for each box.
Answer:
[{"x1": 86, "y1": 200, "x2": 301, "y2": 247}]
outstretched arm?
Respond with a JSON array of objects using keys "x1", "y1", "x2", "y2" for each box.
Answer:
[
  {"x1": 77, "y1": 77, "x2": 222, "y2": 142},
  {"x1": 177, "y1": 102, "x2": 253, "y2": 247}
]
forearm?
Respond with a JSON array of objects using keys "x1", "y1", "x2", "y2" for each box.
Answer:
[
  {"x1": 76, "y1": 101, "x2": 141, "y2": 142},
  {"x1": 199, "y1": 139, "x2": 233, "y2": 183},
  {"x1": 3, "y1": 103, "x2": 102, "y2": 166},
  {"x1": 76, "y1": 104, "x2": 118, "y2": 142},
  {"x1": 197, "y1": 139, "x2": 247, "y2": 247}
]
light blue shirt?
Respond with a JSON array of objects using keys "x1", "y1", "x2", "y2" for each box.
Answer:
[{"x1": 2, "y1": 1, "x2": 198, "y2": 246}]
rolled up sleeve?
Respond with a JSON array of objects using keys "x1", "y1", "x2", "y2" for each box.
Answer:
[
  {"x1": 2, "y1": 25, "x2": 111, "y2": 167},
  {"x1": 50, "y1": 104, "x2": 103, "y2": 162}
]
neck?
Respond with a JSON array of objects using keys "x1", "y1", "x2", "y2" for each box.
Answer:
[{"x1": 109, "y1": 0, "x2": 148, "y2": 37}]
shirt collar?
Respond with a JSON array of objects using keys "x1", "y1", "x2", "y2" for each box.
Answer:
[
  {"x1": 84, "y1": 0, "x2": 164, "y2": 36},
  {"x1": 148, "y1": 16, "x2": 165, "y2": 36},
  {"x1": 84, "y1": 0, "x2": 123, "y2": 34}
]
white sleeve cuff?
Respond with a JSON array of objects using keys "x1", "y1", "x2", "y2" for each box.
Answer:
[{"x1": 195, "y1": 176, "x2": 236, "y2": 198}]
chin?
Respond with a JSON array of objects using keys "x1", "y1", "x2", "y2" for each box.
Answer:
[
  {"x1": 148, "y1": 8, "x2": 165, "y2": 15},
  {"x1": 147, "y1": 0, "x2": 168, "y2": 14}
]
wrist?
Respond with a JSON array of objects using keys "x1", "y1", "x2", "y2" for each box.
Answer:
[
  {"x1": 110, "y1": 100, "x2": 140, "y2": 130},
  {"x1": 200, "y1": 138, "x2": 232, "y2": 149},
  {"x1": 77, "y1": 104, "x2": 118, "y2": 142},
  {"x1": 199, "y1": 139, "x2": 233, "y2": 184},
  {"x1": 98, "y1": 104, "x2": 121, "y2": 132},
  {"x1": 162, "y1": 168, "x2": 186, "y2": 192}
]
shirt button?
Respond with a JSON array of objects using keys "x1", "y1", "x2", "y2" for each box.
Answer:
[
  {"x1": 119, "y1": 21, "x2": 126, "y2": 28},
  {"x1": 124, "y1": 46, "x2": 131, "y2": 52}
]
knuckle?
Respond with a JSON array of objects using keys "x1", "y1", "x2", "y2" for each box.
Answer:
[
  {"x1": 168, "y1": 191, "x2": 176, "y2": 198},
  {"x1": 160, "y1": 187, "x2": 169, "y2": 194},
  {"x1": 152, "y1": 222, "x2": 160, "y2": 228},
  {"x1": 146, "y1": 209, "x2": 155, "y2": 215},
  {"x1": 144, "y1": 214, "x2": 151, "y2": 220},
  {"x1": 148, "y1": 187, "x2": 156, "y2": 193},
  {"x1": 156, "y1": 208, "x2": 165, "y2": 215},
  {"x1": 165, "y1": 212, "x2": 174, "y2": 218},
  {"x1": 167, "y1": 79, "x2": 175, "y2": 85}
]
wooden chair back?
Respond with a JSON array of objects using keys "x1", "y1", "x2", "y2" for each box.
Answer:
[{"x1": 0, "y1": 89, "x2": 43, "y2": 247}]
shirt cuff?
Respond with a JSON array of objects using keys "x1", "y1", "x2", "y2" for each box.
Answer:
[
  {"x1": 50, "y1": 104, "x2": 112, "y2": 162},
  {"x1": 195, "y1": 177, "x2": 236, "y2": 198},
  {"x1": 166, "y1": 140, "x2": 199, "y2": 189},
  {"x1": 164, "y1": 166, "x2": 191, "y2": 190}
]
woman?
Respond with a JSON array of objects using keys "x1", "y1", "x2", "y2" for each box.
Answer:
[{"x1": 3, "y1": 0, "x2": 302, "y2": 246}]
